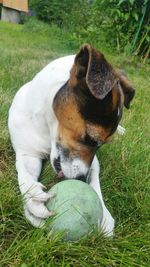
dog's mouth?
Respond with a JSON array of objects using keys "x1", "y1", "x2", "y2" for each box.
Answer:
[
  {"x1": 58, "y1": 170, "x2": 64, "y2": 178},
  {"x1": 53, "y1": 157, "x2": 64, "y2": 178},
  {"x1": 53, "y1": 156, "x2": 88, "y2": 182}
]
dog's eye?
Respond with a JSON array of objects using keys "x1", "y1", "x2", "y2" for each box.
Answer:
[
  {"x1": 79, "y1": 134, "x2": 102, "y2": 148},
  {"x1": 79, "y1": 134, "x2": 97, "y2": 147}
]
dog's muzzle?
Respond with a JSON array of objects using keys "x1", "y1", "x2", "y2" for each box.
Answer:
[{"x1": 53, "y1": 157, "x2": 87, "y2": 182}]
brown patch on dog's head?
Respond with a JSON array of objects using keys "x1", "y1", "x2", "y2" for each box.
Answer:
[
  {"x1": 53, "y1": 85, "x2": 94, "y2": 166},
  {"x1": 53, "y1": 44, "x2": 135, "y2": 168},
  {"x1": 69, "y1": 45, "x2": 125, "y2": 136}
]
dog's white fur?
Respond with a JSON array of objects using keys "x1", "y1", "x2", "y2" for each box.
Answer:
[{"x1": 8, "y1": 55, "x2": 125, "y2": 236}]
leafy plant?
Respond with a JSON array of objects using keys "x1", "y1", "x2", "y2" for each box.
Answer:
[
  {"x1": 28, "y1": 0, "x2": 150, "y2": 59},
  {"x1": 29, "y1": 0, "x2": 79, "y2": 26}
]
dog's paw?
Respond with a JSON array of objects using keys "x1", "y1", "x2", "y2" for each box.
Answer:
[
  {"x1": 24, "y1": 206, "x2": 45, "y2": 228},
  {"x1": 23, "y1": 182, "x2": 55, "y2": 227},
  {"x1": 117, "y1": 125, "x2": 126, "y2": 135},
  {"x1": 101, "y1": 209, "x2": 115, "y2": 237}
]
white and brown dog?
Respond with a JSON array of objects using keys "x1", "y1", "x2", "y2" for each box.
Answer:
[{"x1": 8, "y1": 44, "x2": 135, "y2": 236}]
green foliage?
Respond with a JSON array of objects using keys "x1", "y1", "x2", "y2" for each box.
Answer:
[
  {"x1": 29, "y1": 0, "x2": 150, "y2": 59},
  {"x1": 29, "y1": 0, "x2": 79, "y2": 26},
  {"x1": 110, "y1": 0, "x2": 150, "y2": 56},
  {"x1": 65, "y1": 0, "x2": 150, "y2": 57}
]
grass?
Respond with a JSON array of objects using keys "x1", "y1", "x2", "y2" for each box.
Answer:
[{"x1": 0, "y1": 21, "x2": 150, "y2": 267}]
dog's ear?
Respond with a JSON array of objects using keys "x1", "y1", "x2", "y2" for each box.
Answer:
[
  {"x1": 115, "y1": 69, "x2": 135, "y2": 109},
  {"x1": 74, "y1": 44, "x2": 116, "y2": 100}
]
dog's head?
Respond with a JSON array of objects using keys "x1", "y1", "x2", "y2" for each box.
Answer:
[{"x1": 52, "y1": 44, "x2": 135, "y2": 181}]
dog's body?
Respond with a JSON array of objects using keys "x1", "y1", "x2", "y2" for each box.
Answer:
[{"x1": 8, "y1": 45, "x2": 135, "y2": 236}]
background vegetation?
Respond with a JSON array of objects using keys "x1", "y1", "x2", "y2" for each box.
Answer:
[{"x1": 28, "y1": 0, "x2": 150, "y2": 61}]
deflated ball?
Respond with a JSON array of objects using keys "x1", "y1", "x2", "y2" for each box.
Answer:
[{"x1": 46, "y1": 180, "x2": 103, "y2": 241}]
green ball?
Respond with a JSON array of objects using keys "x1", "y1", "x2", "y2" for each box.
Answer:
[{"x1": 46, "y1": 180, "x2": 103, "y2": 241}]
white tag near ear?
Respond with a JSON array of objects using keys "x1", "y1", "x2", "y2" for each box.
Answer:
[{"x1": 117, "y1": 125, "x2": 126, "y2": 135}]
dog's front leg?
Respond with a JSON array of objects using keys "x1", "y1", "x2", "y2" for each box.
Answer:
[
  {"x1": 16, "y1": 152, "x2": 54, "y2": 227},
  {"x1": 89, "y1": 156, "x2": 115, "y2": 237}
]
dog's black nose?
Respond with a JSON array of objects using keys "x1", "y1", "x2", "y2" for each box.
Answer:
[{"x1": 76, "y1": 175, "x2": 87, "y2": 183}]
